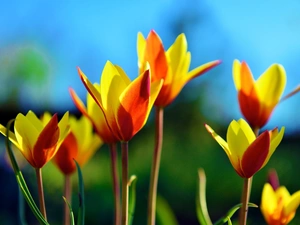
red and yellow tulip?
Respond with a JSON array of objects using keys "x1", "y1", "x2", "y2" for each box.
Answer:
[
  {"x1": 54, "y1": 115, "x2": 103, "y2": 175},
  {"x1": 0, "y1": 111, "x2": 69, "y2": 168},
  {"x1": 205, "y1": 119, "x2": 284, "y2": 178},
  {"x1": 69, "y1": 87, "x2": 117, "y2": 144},
  {"x1": 261, "y1": 183, "x2": 300, "y2": 225},
  {"x1": 137, "y1": 30, "x2": 221, "y2": 107},
  {"x1": 232, "y1": 60, "x2": 286, "y2": 129},
  {"x1": 78, "y1": 60, "x2": 163, "y2": 142}
]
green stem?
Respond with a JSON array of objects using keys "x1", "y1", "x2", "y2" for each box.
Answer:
[
  {"x1": 64, "y1": 175, "x2": 72, "y2": 225},
  {"x1": 35, "y1": 168, "x2": 47, "y2": 221},
  {"x1": 110, "y1": 143, "x2": 121, "y2": 225},
  {"x1": 121, "y1": 142, "x2": 129, "y2": 225},
  {"x1": 239, "y1": 177, "x2": 251, "y2": 225},
  {"x1": 147, "y1": 107, "x2": 164, "y2": 225}
]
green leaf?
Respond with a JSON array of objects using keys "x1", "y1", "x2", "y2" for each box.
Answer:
[
  {"x1": 5, "y1": 120, "x2": 49, "y2": 225},
  {"x1": 18, "y1": 186, "x2": 28, "y2": 225},
  {"x1": 75, "y1": 160, "x2": 85, "y2": 225},
  {"x1": 196, "y1": 169, "x2": 212, "y2": 225},
  {"x1": 128, "y1": 175, "x2": 137, "y2": 225},
  {"x1": 213, "y1": 203, "x2": 258, "y2": 225},
  {"x1": 156, "y1": 195, "x2": 179, "y2": 225},
  {"x1": 63, "y1": 196, "x2": 75, "y2": 225}
]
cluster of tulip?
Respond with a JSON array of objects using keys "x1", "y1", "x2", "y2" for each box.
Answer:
[{"x1": 1, "y1": 29, "x2": 300, "y2": 225}]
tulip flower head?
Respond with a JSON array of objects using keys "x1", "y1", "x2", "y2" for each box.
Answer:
[
  {"x1": 69, "y1": 87, "x2": 117, "y2": 144},
  {"x1": 233, "y1": 60, "x2": 286, "y2": 129},
  {"x1": 261, "y1": 183, "x2": 300, "y2": 225},
  {"x1": 78, "y1": 60, "x2": 163, "y2": 142},
  {"x1": 54, "y1": 115, "x2": 103, "y2": 175},
  {"x1": 137, "y1": 30, "x2": 221, "y2": 107},
  {"x1": 0, "y1": 111, "x2": 69, "y2": 168},
  {"x1": 205, "y1": 119, "x2": 284, "y2": 178}
]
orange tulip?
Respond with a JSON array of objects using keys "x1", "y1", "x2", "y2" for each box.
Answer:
[
  {"x1": 261, "y1": 183, "x2": 300, "y2": 225},
  {"x1": 0, "y1": 111, "x2": 69, "y2": 168},
  {"x1": 233, "y1": 60, "x2": 286, "y2": 129},
  {"x1": 54, "y1": 115, "x2": 102, "y2": 175},
  {"x1": 78, "y1": 61, "x2": 163, "y2": 142},
  {"x1": 69, "y1": 87, "x2": 117, "y2": 144},
  {"x1": 137, "y1": 30, "x2": 221, "y2": 107}
]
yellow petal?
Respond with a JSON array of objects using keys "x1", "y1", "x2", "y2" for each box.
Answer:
[
  {"x1": 284, "y1": 190, "x2": 300, "y2": 216},
  {"x1": 0, "y1": 124, "x2": 21, "y2": 149},
  {"x1": 26, "y1": 111, "x2": 44, "y2": 132},
  {"x1": 256, "y1": 64, "x2": 286, "y2": 106},
  {"x1": 262, "y1": 127, "x2": 285, "y2": 167},
  {"x1": 232, "y1": 59, "x2": 242, "y2": 90},
  {"x1": 137, "y1": 32, "x2": 146, "y2": 71},
  {"x1": 58, "y1": 111, "x2": 70, "y2": 143},
  {"x1": 14, "y1": 113, "x2": 39, "y2": 165},
  {"x1": 261, "y1": 183, "x2": 278, "y2": 218},
  {"x1": 205, "y1": 124, "x2": 230, "y2": 156},
  {"x1": 100, "y1": 61, "x2": 128, "y2": 113},
  {"x1": 227, "y1": 119, "x2": 254, "y2": 160}
]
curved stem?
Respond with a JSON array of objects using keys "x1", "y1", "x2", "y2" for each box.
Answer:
[
  {"x1": 64, "y1": 175, "x2": 72, "y2": 225},
  {"x1": 110, "y1": 143, "x2": 121, "y2": 225},
  {"x1": 121, "y1": 142, "x2": 129, "y2": 225},
  {"x1": 35, "y1": 168, "x2": 47, "y2": 221},
  {"x1": 148, "y1": 107, "x2": 164, "y2": 225}
]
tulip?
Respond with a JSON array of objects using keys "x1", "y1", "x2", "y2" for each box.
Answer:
[
  {"x1": 78, "y1": 60, "x2": 163, "y2": 142},
  {"x1": 261, "y1": 183, "x2": 300, "y2": 225},
  {"x1": 137, "y1": 30, "x2": 221, "y2": 107},
  {"x1": 232, "y1": 60, "x2": 286, "y2": 129},
  {"x1": 54, "y1": 115, "x2": 103, "y2": 175},
  {"x1": 0, "y1": 110, "x2": 69, "y2": 168},
  {"x1": 205, "y1": 119, "x2": 284, "y2": 178}
]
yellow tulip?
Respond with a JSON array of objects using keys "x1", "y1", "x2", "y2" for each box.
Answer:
[
  {"x1": 261, "y1": 183, "x2": 300, "y2": 225},
  {"x1": 137, "y1": 30, "x2": 221, "y2": 107},
  {"x1": 205, "y1": 119, "x2": 284, "y2": 178},
  {"x1": 232, "y1": 60, "x2": 286, "y2": 129},
  {"x1": 0, "y1": 111, "x2": 69, "y2": 168},
  {"x1": 78, "y1": 60, "x2": 163, "y2": 142},
  {"x1": 54, "y1": 115, "x2": 103, "y2": 175}
]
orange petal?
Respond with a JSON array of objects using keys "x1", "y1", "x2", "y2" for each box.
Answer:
[
  {"x1": 145, "y1": 30, "x2": 168, "y2": 81},
  {"x1": 240, "y1": 61, "x2": 255, "y2": 95},
  {"x1": 240, "y1": 130, "x2": 270, "y2": 178},
  {"x1": 117, "y1": 70, "x2": 151, "y2": 141},
  {"x1": 33, "y1": 114, "x2": 60, "y2": 168},
  {"x1": 54, "y1": 132, "x2": 78, "y2": 175}
]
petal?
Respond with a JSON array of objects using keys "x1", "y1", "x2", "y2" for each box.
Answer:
[
  {"x1": 262, "y1": 127, "x2": 285, "y2": 167},
  {"x1": 117, "y1": 70, "x2": 151, "y2": 141},
  {"x1": 26, "y1": 111, "x2": 44, "y2": 132},
  {"x1": 281, "y1": 85, "x2": 300, "y2": 102},
  {"x1": 256, "y1": 64, "x2": 286, "y2": 106},
  {"x1": 0, "y1": 124, "x2": 21, "y2": 150},
  {"x1": 261, "y1": 183, "x2": 278, "y2": 222},
  {"x1": 227, "y1": 120, "x2": 252, "y2": 161},
  {"x1": 69, "y1": 88, "x2": 90, "y2": 118},
  {"x1": 14, "y1": 113, "x2": 39, "y2": 167},
  {"x1": 284, "y1": 190, "x2": 300, "y2": 216},
  {"x1": 33, "y1": 114, "x2": 60, "y2": 168},
  {"x1": 240, "y1": 130, "x2": 270, "y2": 178},
  {"x1": 58, "y1": 111, "x2": 70, "y2": 143},
  {"x1": 137, "y1": 32, "x2": 146, "y2": 71},
  {"x1": 185, "y1": 60, "x2": 221, "y2": 84},
  {"x1": 145, "y1": 30, "x2": 168, "y2": 81},
  {"x1": 54, "y1": 132, "x2": 78, "y2": 175},
  {"x1": 276, "y1": 186, "x2": 291, "y2": 203},
  {"x1": 232, "y1": 59, "x2": 242, "y2": 90},
  {"x1": 239, "y1": 61, "x2": 255, "y2": 95}
]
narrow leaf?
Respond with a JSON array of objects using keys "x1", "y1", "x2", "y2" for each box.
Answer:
[
  {"x1": 18, "y1": 186, "x2": 28, "y2": 225},
  {"x1": 196, "y1": 169, "x2": 212, "y2": 225},
  {"x1": 213, "y1": 203, "x2": 257, "y2": 225},
  {"x1": 156, "y1": 195, "x2": 179, "y2": 225},
  {"x1": 128, "y1": 175, "x2": 137, "y2": 225},
  {"x1": 75, "y1": 160, "x2": 85, "y2": 225},
  {"x1": 5, "y1": 120, "x2": 49, "y2": 225},
  {"x1": 63, "y1": 196, "x2": 75, "y2": 225}
]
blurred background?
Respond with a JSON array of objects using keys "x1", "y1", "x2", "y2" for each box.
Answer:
[{"x1": 1, "y1": 0, "x2": 300, "y2": 224}]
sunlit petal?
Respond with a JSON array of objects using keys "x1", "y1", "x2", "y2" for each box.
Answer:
[{"x1": 284, "y1": 191, "x2": 300, "y2": 216}]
